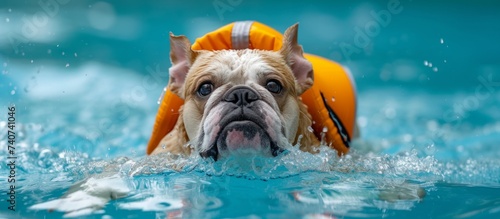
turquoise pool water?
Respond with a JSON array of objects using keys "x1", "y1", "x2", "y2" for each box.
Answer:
[{"x1": 1, "y1": 0, "x2": 500, "y2": 218}]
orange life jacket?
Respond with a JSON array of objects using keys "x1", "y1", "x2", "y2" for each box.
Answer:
[{"x1": 147, "y1": 21, "x2": 357, "y2": 156}]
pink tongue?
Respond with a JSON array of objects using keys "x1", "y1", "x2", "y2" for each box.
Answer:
[{"x1": 225, "y1": 130, "x2": 262, "y2": 151}]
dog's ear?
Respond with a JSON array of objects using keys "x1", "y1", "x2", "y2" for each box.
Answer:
[
  {"x1": 169, "y1": 32, "x2": 196, "y2": 98},
  {"x1": 280, "y1": 23, "x2": 314, "y2": 94}
]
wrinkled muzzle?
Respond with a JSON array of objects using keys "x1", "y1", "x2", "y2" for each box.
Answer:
[{"x1": 199, "y1": 86, "x2": 284, "y2": 161}]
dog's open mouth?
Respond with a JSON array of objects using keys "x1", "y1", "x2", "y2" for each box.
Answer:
[
  {"x1": 218, "y1": 120, "x2": 271, "y2": 153},
  {"x1": 200, "y1": 115, "x2": 283, "y2": 161}
]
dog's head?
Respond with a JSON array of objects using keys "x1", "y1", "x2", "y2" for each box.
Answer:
[{"x1": 168, "y1": 24, "x2": 317, "y2": 160}]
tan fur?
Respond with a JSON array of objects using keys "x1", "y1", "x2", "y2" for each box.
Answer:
[
  {"x1": 152, "y1": 106, "x2": 191, "y2": 155},
  {"x1": 294, "y1": 101, "x2": 320, "y2": 153},
  {"x1": 258, "y1": 52, "x2": 318, "y2": 149}
]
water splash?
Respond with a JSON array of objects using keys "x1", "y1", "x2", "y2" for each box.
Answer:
[
  {"x1": 3, "y1": 117, "x2": 499, "y2": 218},
  {"x1": 2, "y1": 66, "x2": 499, "y2": 218}
]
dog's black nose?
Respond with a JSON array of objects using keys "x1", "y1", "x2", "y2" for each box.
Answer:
[{"x1": 223, "y1": 86, "x2": 259, "y2": 106}]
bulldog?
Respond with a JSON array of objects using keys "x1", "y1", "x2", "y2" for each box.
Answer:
[
  {"x1": 31, "y1": 24, "x2": 430, "y2": 217},
  {"x1": 151, "y1": 24, "x2": 320, "y2": 160}
]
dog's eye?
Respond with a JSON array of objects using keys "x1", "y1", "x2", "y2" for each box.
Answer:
[
  {"x1": 197, "y1": 82, "x2": 214, "y2": 97},
  {"x1": 265, "y1": 80, "x2": 282, "y2": 94}
]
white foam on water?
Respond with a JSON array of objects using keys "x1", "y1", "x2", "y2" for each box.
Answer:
[
  {"x1": 29, "y1": 173, "x2": 130, "y2": 218},
  {"x1": 118, "y1": 196, "x2": 183, "y2": 211},
  {"x1": 11, "y1": 133, "x2": 499, "y2": 218}
]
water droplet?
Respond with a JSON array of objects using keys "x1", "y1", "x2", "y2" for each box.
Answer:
[
  {"x1": 5, "y1": 18, "x2": 10, "y2": 22},
  {"x1": 331, "y1": 97, "x2": 336, "y2": 102},
  {"x1": 307, "y1": 126, "x2": 314, "y2": 133},
  {"x1": 423, "y1": 60, "x2": 428, "y2": 66},
  {"x1": 30, "y1": 60, "x2": 33, "y2": 63},
  {"x1": 403, "y1": 134, "x2": 412, "y2": 142},
  {"x1": 322, "y1": 127, "x2": 328, "y2": 133},
  {"x1": 61, "y1": 51, "x2": 65, "y2": 55},
  {"x1": 432, "y1": 67, "x2": 438, "y2": 72},
  {"x1": 428, "y1": 62, "x2": 433, "y2": 67},
  {"x1": 440, "y1": 38, "x2": 444, "y2": 44},
  {"x1": 384, "y1": 108, "x2": 396, "y2": 119},
  {"x1": 444, "y1": 60, "x2": 447, "y2": 63},
  {"x1": 10, "y1": 90, "x2": 15, "y2": 95},
  {"x1": 358, "y1": 116, "x2": 368, "y2": 127},
  {"x1": 74, "y1": 53, "x2": 78, "y2": 57},
  {"x1": 47, "y1": 49, "x2": 52, "y2": 54},
  {"x1": 426, "y1": 120, "x2": 438, "y2": 131},
  {"x1": 56, "y1": 44, "x2": 60, "y2": 47},
  {"x1": 65, "y1": 63, "x2": 70, "y2": 67}
]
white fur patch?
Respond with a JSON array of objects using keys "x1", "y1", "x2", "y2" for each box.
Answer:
[{"x1": 201, "y1": 50, "x2": 276, "y2": 85}]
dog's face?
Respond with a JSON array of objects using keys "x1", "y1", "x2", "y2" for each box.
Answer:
[{"x1": 167, "y1": 24, "x2": 316, "y2": 160}]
